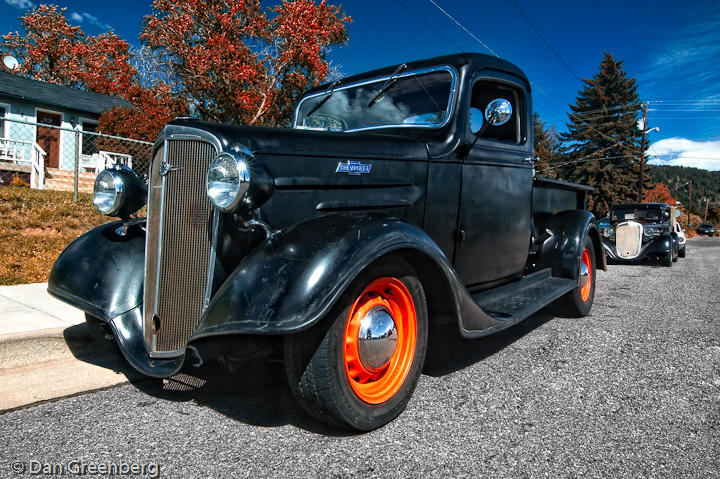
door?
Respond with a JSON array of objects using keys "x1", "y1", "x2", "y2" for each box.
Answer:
[
  {"x1": 453, "y1": 77, "x2": 533, "y2": 287},
  {"x1": 36, "y1": 111, "x2": 61, "y2": 168}
]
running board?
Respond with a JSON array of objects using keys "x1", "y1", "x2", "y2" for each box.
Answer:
[{"x1": 463, "y1": 269, "x2": 576, "y2": 338}]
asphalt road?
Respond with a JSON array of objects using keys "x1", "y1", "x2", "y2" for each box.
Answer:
[{"x1": 2, "y1": 237, "x2": 719, "y2": 478}]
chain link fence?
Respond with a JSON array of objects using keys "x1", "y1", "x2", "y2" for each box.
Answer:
[{"x1": 0, "y1": 117, "x2": 152, "y2": 199}]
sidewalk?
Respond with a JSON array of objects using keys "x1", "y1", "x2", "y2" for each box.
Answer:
[
  {"x1": 0, "y1": 283, "x2": 134, "y2": 411},
  {"x1": 0, "y1": 283, "x2": 85, "y2": 338}
]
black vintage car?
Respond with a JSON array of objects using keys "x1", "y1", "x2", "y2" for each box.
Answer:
[
  {"x1": 697, "y1": 222, "x2": 716, "y2": 236},
  {"x1": 602, "y1": 203, "x2": 679, "y2": 266},
  {"x1": 48, "y1": 53, "x2": 604, "y2": 431}
]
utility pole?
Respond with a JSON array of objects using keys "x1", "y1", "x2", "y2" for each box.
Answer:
[
  {"x1": 704, "y1": 197, "x2": 709, "y2": 221},
  {"x1": 637, "y1": 103, "x2": 648, "y2": 203},
  {"x1": 688, "y1": 180, "x2": 692, "y2": 229}
]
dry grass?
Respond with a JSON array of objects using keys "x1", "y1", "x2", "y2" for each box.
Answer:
[{"x1": 0, "y1": 186, "x2": 109, "y2": 285}]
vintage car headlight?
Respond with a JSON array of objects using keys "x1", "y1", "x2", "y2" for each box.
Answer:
[
  {"x1": 93, "y1": 166, "x2": 147, "y2": 219},
  {"x1": 643, "y1": 225, "x2": 664, "y2": 239},
  {"x1": 206, "y1": 151, "x2": 251, "y2": 212}
]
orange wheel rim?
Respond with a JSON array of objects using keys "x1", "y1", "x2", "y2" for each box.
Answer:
[
  {"x1": 580, "y1": 248, "x2": 592, "y2": 302},
  {"x1": 343, "y1": 277, "x2": 417, "y2": 404}
]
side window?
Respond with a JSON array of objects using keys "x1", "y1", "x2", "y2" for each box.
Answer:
[{"x1": 470, "y1": 80, "x2": 525, "y2": 144}]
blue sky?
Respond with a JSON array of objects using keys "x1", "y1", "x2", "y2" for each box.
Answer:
[{"x1": 3, "y1": 0, "x2": 720, "y2": 170}]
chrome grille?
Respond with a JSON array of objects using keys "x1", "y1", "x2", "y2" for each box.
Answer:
[
  {"x1": 144, "y1": 139, "x2": 217, "y2": 353},
  {"x1": 615, "y1": 221, "x2": 643, "y2": 259}
]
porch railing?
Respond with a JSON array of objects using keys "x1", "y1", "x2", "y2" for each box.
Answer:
[{"x1": 0, "y1": 138, "x2": 46, "y2": 189}]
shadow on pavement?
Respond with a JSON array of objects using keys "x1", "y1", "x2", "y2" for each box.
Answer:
[
  {"x1": 423, "y1": 308, "x2": 555, "y2": 377},
  {"x1": 62, "y1": 307, "x2": 559, "y2": 434}
]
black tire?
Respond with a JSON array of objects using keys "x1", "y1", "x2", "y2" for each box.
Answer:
[
  {"x1": 284, "y1": 258, "x2": 428, "y2": 431},
  {"x1": 555, "y1": 235, "x2": 596, "y2": 317},
  {"x1": 679, "y1": 245, "x2": 686, "y2": 258},
  {"x1": 661, "y1": 249, "x2": 672, "y2": 267},
  {"x1": 672, "y1": 242, "x2": 679, "y2": 262}
]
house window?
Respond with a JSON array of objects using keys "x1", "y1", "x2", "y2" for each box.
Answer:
[
  {"x1": 81, "y1": 121, "x2": 99, "y2": 156},
  {"x1": 0, "y1": 106, "x2": 6, "y2": 138}
]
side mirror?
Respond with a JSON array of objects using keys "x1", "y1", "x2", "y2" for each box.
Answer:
[{"x1": 485, "y1": 98, "x2": 512, "y2": 126}]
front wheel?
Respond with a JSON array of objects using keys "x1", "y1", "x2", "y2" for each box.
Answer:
[
  {"x1": 284, "y1": 259, "x2": 428, "y2": 431},
  {"x1": 679, "y1": 245, "x2": 686, "y2": 258},
  {"x1": 555, "y1": 236, "x2": 596, "y2": 317},
  {"x1": 661, "y1": 249, "x2": 673, "y2": 267}
]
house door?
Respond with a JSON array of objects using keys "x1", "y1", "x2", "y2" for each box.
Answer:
[{"x1": 37, "y1": 111, "x2": 61, "y2": 168}]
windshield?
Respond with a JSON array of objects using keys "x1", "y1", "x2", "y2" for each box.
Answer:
[
  {"x1": 611, "y1": 206, "x2": 663, "y2": 224},
  {"x1": 294, "y1": 67, "x2": 455, "y2": 132}
]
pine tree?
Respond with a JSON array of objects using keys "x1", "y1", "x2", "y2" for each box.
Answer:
[
  {"x1": 560, "y1": 53, "x2": 644, "y2": 216},
  {"x1": 533, "y1": 113, "x2": 562, "y2": 178}
]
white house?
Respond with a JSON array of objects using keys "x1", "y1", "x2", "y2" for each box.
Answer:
[{"x1": 0, "y1": 70, "x2": 132, "y2": 189}]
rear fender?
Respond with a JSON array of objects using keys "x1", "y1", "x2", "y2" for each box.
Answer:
[
  {"x1": 47, "y1": 221, "x2": 145, "y2": 321},
  {"x1": 539, "y1": 210, "x2": 605, "y2": 279},
  {"x1": 195, "y1": 214, "x2": 498, "y2": 338}
]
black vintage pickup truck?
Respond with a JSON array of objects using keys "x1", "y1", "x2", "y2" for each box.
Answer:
[{"x1": 48, "y1": 53, "x2": 605, "y2": 431}]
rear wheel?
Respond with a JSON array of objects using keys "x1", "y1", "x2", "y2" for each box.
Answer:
[
  {"x1": 284, "y1": 259, "x2": 428, "y2": 431},
  {"x1": 555, "y1": 236, "x2": 596, "y2": 317}
]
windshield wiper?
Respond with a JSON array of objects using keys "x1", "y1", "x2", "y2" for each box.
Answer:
[
  {"x1": 367, "y1": 63, "x2": 407, "y2": 107},
  {"x1": 305, "y1": 80, "x2": 340, "y2": 117}
]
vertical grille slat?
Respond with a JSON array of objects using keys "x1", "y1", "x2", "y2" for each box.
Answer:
[{"x1": 145, "y1": 139, "x2": 217, "y2": 353}]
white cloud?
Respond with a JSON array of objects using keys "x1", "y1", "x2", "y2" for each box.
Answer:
[
  {"x1": 5, "y1": 0, "x2": 33, "y2": 9},
  {"x1": 68, "y1": 11, "x2": 112, "y2": 30},
  {"x1": 648, "y1": 137, "x2": 720, "y2": 171}
]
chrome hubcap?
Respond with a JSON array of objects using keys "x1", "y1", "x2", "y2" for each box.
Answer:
[
  {"x1": 357, "y1": 306, "x2": 398, "y2": 372},
  {"x1": 579, "y1": 260, "x2": 590, "y2": 290}
]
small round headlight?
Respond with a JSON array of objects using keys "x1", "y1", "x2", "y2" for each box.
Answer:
[
  {"x1": 206, "y1": 151, "x2": 251, "y2": 212},
  {"x1": 93, "y1": 169, "x2": 123, "y2": 215}
]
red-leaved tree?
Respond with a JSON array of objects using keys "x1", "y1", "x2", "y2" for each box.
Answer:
[
  {"x1": 643, "y1": 183, "x2": 677, "y2": 205},
  {"x1": 1, "y1": 5, "x2": 187, "y2": 141},
  {"x1": 141, "y1": 0, "x2": 351, "y2": 126},
  {"x1": 1, "y1": 5, "x2": 135, "y2": 96}
]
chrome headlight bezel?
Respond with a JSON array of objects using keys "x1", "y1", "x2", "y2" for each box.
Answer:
[
  {"x1": 206, "y1": 150, "x2": 252, "y2": 213},
  {"x1": 93, "y1": 169, "x2": 125, "y2": 216},
  {"x1": 92, "y1": 166, "x2": 147, "y2": 219}
]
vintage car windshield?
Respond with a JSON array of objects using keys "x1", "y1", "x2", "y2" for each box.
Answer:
[
  {"x1": 294, "y1": 67, "x2": 455, "y2": 132},
  {"x1": 611, "y1": 207, "x2": 663, "y2": 224}
]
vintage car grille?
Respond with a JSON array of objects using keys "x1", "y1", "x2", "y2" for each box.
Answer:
[
  {"x1": 144, "y1": 139, "x2": 218, "y2": 354},
  {"x1": 615, "y1": 221, "x2": 643, "y2": 259}
]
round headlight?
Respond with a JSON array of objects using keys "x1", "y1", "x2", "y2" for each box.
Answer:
[
  {"x1": 206, "y1": 151, "x2": 251, "y2": 212},
  {"x1": 93, "y1": 169, "x2": 123, "y2": 215}
]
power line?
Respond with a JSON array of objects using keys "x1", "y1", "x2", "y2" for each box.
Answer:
[
  {"x1": 426, "y1": 0, "x2": 500, "y2": 57},
  {"x1": 395, "y1": 0, "x2": 464, "y2": 52},
  {"x1": 425, "y1": 0, "x2": 642, "y2": 155},
  {"x1": 506, "y1": 0, "x2": 582, "y2": 82}
]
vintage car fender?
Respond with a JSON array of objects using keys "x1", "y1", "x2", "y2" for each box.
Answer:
[
  {"x1": 194, "y1": 213, "x2": 499, "y2": 340},
  {"x1": 602, "y1": 232, "x2": 675, "y2": 261},
  {"x1": 47, "y1": 221, "x2": 187, "y2": 377},
  {"x1": 47, "y1": 221, "x2": 145, "y2": 321},
  {"x1": 538, "y1": 210, "x2": 606, "y2": 279}
]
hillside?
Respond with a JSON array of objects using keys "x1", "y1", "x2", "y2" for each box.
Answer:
[{"x1": 649, "y1": 165, "x2": 720, "y2": 223}]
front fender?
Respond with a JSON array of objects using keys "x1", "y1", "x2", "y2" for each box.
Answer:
[
  {"x1": 47, "y1": 221, "x2": 145, "y2": 321},
  {"x1": 195, "y1": 214, "x2": 498, "y2": 338},
  {"x1": 540, "y1": 210, "x2": 605, "y2": 279}
]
